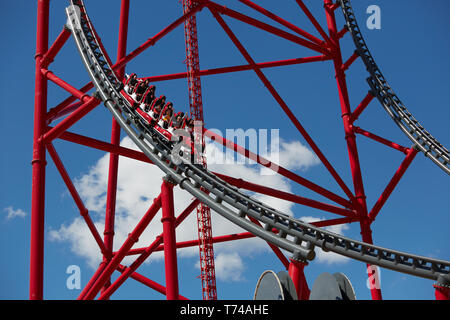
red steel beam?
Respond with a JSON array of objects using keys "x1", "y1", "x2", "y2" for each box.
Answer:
[
  {"x1": 434, "y1": 285, "x2": 450, "y2": 300},
  {"x1": 353, "y1": 126, "x2": 409, "y2": 154},
  {"x1": 42, "y1": 68, "x2": 92, "y2": 103},
  {"x1": 368, "y1": 147, "x2": 418, "y2": 222},
  {"x1": 341, "y1": 50, "x2": 359, "y2": 72},
  {"x1": 43, "y1": 96, "x2": 100, "y2": 143},
  {"x1": 101, "y1": 0, "x2": 130, "y2": 296},
  {"x1": 288, "y1": 259, "x2": 310, "y2": 300},
  {"x1": 144, "y1": 55, "x2": 330, "y2": 82},
  {"x1": 295, "y1": 0, "x2": 332, "y2": 45},
  {"x1": 112, "y1": 3, "x2": 205, "y2": 72},
  {"x1": 46, "y1": 82, "x2": 94, "y2": 124},
  {"x1": 324, "y1": 0, "x2": 381, "y2": 300},
  {"x1": 209, "y1": 8, "x2": 355, "y2": 203},
  {"x1": 203, "y1": 0, "x2": 330, "y2": 55},
  {"x1": 56, "y1": 129, "x2": 152, "y2": 164},
  {"x1": 238, "y1": 0, "x2": 325, "y2": 47},
  {"x1": 350, "y1": 91, "x2": 375, "y2": 124},
  {"x1": 116, "y1": 265, "x2": 189, "y2": 300},
  {"x1": 213, "y1": 172, "x2": 356, "y2": 217},
  {"x1": 204, "y1": 128, "x2": 353, "y2": 209},
  {"x1": 30, "y1": 0, "x2": 50, "y2": 300},
  {"x1": 41, "y1": 26, "x2": 71, "y2": 68},
  {"x1": 46, "y1": 143, "x2": 107, "y2": 255},
  {"x1": 78, "y1": 262, "x2": 108, "y2": 300},
  {"x1": 99, "y1": 199, "x2": 200, "y2": 300},
  {"x1": 82, "y1": 194, "x2": 162, "y2": 300},
  {"x1": 161, "y1": 179, "x2": 179, "y2": 300}
]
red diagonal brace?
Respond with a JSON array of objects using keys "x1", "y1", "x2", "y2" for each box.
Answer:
[
  {"x1": 209, "y1": 8, "x2": 355, "y2": 202},
  {"x1": 81, "y1": 194, "x2": 162, "y2": 300}
]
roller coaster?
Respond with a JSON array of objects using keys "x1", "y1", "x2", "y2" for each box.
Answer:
[{"x1": 30, "y1": 0, "x2": 449, "y2": 300}]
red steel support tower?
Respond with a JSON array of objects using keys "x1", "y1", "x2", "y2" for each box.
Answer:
[{"x1": 182, "y1": 0, "x2": 218, "y2": 300}]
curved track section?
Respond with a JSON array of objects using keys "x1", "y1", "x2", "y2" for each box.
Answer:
[
  {"x1": 65, "y1": 0, "x2": 450, "y2": 283},
  {"x1": 340, "y1": 0, "x2": 450, "y2": 175}
]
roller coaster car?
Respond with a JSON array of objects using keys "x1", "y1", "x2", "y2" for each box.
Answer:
[{"x1": 119, "y1": 76, "x2": 200, "y2": 163}]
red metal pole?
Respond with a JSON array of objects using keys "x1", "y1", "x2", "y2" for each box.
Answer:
[
  {"x1": 99, "y1": 199, "x2": 199, "y2": 300},
  {"x1": 41, "y1": 69, "x2": 92, "y2": 102},
  {"x1": 82, "y1": 195, "x2": 162, "y2": 300},
  {"x1": 323, "y1": 0, "x2": 381, "y2": 300},
  {"x1": 78, "y1": 262, "x2": 108, "y2": 300},
  {"x1": 161, "y1": 178, "x2": 179, "y2": 300},
  {"x1": 368, "y1": 147, "x2": 418, "y2": 222},
  {"x1": 101, "y1": 0, "x2": 130, "y2": 297},
  {"x1": 353, "y1": 126, "x2": 409, "y2": 154},
  {"x1": 41, "y1": 26, "x2": 71, "y2": 68},
  {"x1": 46, "y1": 83, "x2": 94, "y2": 124},
  {"x1": 288, "y1": 259, "x2": 310, "y2": 300},
  {"x1": 46, "y1": 143, "x2": 107, "y2": 255},
  {"x1": 434, "y1": 285, "x2": 450, "y2": 300},
  {"x1": 43, "y1": 96, "x2": 100, "y2": 143},
  {"x1": 350, "y1": 91, "x2": 375, "y2": 124},
  {"x1": 116, "y1": 265, "x2": 189, "y2": 300},
  {"x1": 57, "y1": 130, "x2": 152, "y2": 164},
  {"x1": 30, "y1": 0, "x2": 49, "y2": 300},
  {"x1": 341, "y1": 51, "x2": 359, "y2": 72}
]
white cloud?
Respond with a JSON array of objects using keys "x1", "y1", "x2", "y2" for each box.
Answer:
[
  {"x1": 213, "y1": 252, "x2": 245, "y2": 282},
  {"x1": 3, "y1": 206, "x2": 27, "y2": 220},
  {"x1": 49, "y1": 135, "x2": 322, "y2": 279}
]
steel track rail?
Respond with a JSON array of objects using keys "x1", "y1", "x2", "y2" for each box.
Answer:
[
  {"x1": 65, "y1": 0, "x2": 450, "y2": 284},
  {"x1": 339, "y1": 0, "x2": 450, "y2": 175}
]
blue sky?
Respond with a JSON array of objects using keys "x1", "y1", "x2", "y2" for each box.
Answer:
[{"x1": 0, "y1": 0, "x2": 449, "y2": 300}]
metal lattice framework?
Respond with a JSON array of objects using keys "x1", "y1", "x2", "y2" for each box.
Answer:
[
  {"x1": 30, "y1": 0, "x2": 450, "y2": 301},
  {"x1": 183, "y1": 0, "x2": 217, "y2": 300}
]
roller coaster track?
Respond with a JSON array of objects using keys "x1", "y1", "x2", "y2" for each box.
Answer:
[
  {"x1": 339, "y1": 0, "x2": 450, "y2": 175},
  {"x1": 65, "y1": 0, "x2": 450, "y2": 287}
]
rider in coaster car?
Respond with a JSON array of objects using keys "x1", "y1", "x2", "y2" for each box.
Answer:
[
  {"x1": 151, "y1": 103, "x2": 162, "y2": 126},
  {"x1": 175, "y1": 112, "x2": 185, "y2": 128},
  {"x1": 186, "y1": 118, "x2": 194, "y2": 130},
  {"x1": 162, "y1": 103, "x2": 174, "y2": 129},
  {"x1": 151, "y1": 95, "x2": 166, "y2": 112},
  {"x1": 135, "y1": 79, "x2": 150, "y2": 102},
  {"x1": 127, "y1": 73, "x2": 138, "y2": 94},
  {"x1": 143, "y1": 85, "x2": 156, "y2": 112}
]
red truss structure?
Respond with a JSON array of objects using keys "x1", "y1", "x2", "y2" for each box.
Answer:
[
  {"x1": 30, "y1": 0, "x2": 450, "y2": 301},
  {"x1": 183, "y1": 0, "x2": 218, "y2": 300}
]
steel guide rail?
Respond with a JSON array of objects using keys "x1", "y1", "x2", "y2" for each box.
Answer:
[
  {"x1": 339, "y1": 0, "x2": 450, "y2": 174},
  {"x1": 65, "y1": 0, "x2": 450, "y2": 283}
]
